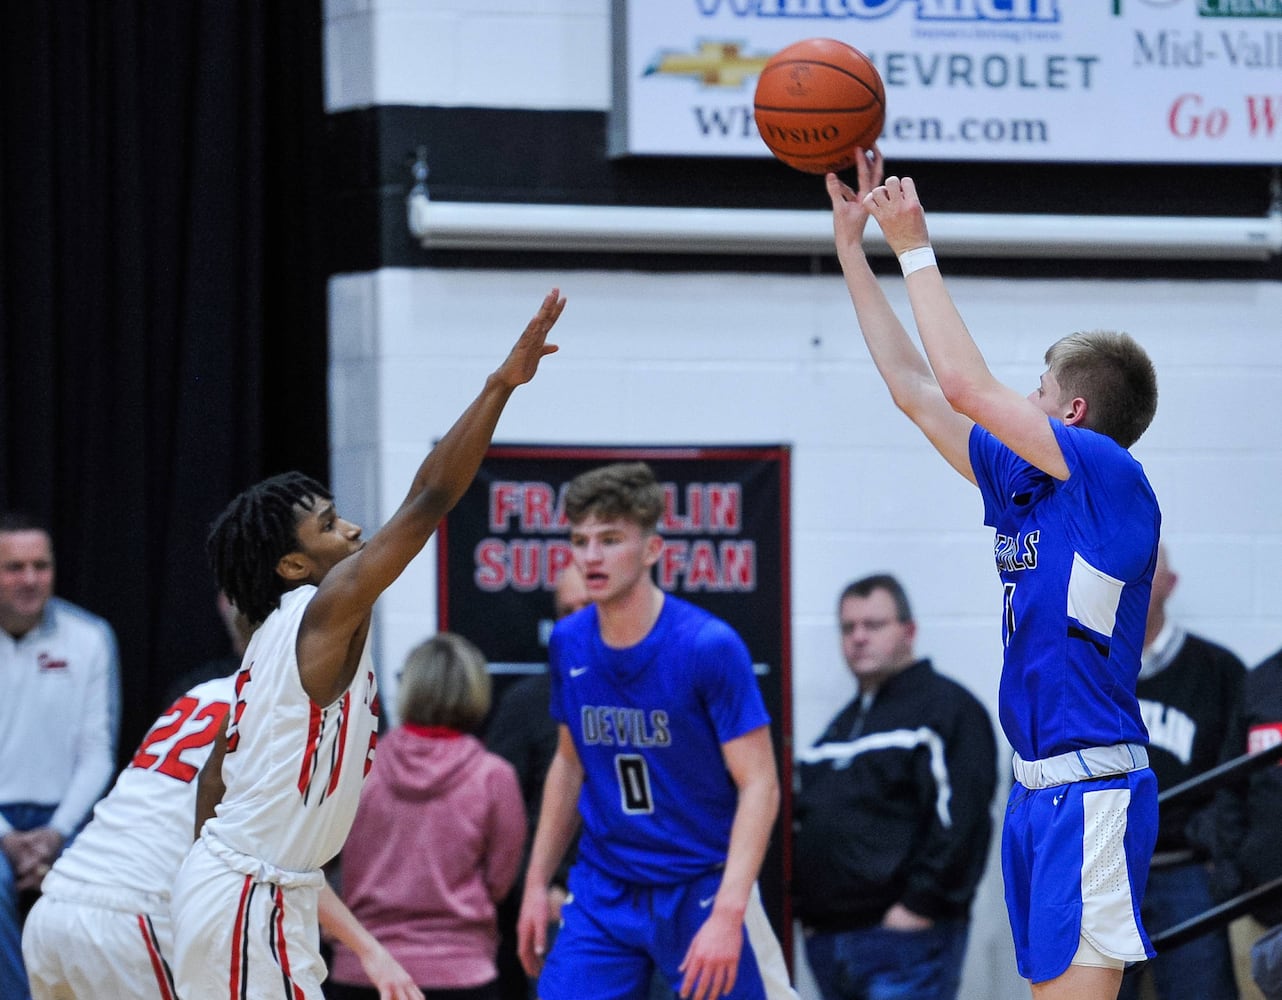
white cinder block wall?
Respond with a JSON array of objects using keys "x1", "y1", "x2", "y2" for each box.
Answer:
[{"x1": 324, "y1": 4, "x2": 1282, "y2": 999}]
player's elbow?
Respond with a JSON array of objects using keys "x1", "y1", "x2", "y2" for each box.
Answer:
[
  {"x1": 936, "y1": 373, "x2": 989, "y2": 419},
  {"x1": 890, "y1": 376, "x2": 947, "y2": 428}
]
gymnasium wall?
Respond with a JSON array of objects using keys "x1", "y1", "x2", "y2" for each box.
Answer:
[{"x1": 321, "y1": 3, "x2": 1282, "y2": 998}]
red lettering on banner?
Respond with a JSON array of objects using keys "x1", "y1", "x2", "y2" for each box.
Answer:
[
  {"x1": 722, "y1": 542, "x2": 755, "y2": 589},
  {"x1": 479, "y1": 479, "x2": 753, "y2": 593},
  {"x1": 474, "y1": 539, "x2": 575, "y2": 593},
  {"x1": 708, "y1": 485, "x2": 740, "y2": 532},
  {"x1": 1246, "y1": 96, "x2": 1280, "y2": 138},
  {"x1": 510, "y1": 541, "x2": 542, "y2": 591},
  {"x1": 1168, "y1": 93, "x2": 1230, "y2": 139},
  {"x1": 656, "y1": 540, "x2": 757, "y2": 593},
  {"x1": 474, "y1": 539, "x2": 508, "y2": 591},
  {"x1": 688, "y1": 543, "x2": 720, "y2": 588},
  {"x1": 523, "y1": 482, "x2": 557, "y2": 531},
  {"x1": 659, "y1": 543, "x2": 687, "y2": 589},
  {"x1": 489, "y1": 482, "x2": 522, "y2": 531},
  {"x1": 547, "y1": 545, "x2": 574, "y2": 582},
  {"x1": 661, "y1": 483, "x2": 741, "y2": 533},
  {"x1": 488, "y1": 481, "x2": 571, "y2": 533}
]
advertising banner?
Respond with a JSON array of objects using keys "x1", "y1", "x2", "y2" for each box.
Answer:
[
  {"x1": 611, "y1": 0, "x2": 1282, "y2": 164},
  {"x1": 437, "y1": 444, "x2": 795, "y2": 948}
]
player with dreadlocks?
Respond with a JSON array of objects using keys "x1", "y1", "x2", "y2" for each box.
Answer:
[{"x1": 169, "y1": 289, "x2": 565, "y2": 1000}]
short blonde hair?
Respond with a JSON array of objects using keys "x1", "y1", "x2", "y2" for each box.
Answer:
[
  {"x1": 563, "y1": 461, "x2": 663, "y2": 532},
  {"x1": 1044, "y1": 330, "x2": 1157, "y2": 448},
  {"x1": 396, "y1": 632, "x2": 491, "y2": 733}
]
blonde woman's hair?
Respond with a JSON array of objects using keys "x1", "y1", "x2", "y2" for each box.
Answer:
[{"x1": 396, "y1": 632, "x2": 491, "y2": 733}]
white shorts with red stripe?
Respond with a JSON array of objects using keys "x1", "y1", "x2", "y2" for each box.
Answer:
[
  {"x1": 22, "y1": 889, "x2": 178, "y2": 1000},
  {"x1": 171, "y1": 833, "x2": 327, "y2": 1000}
]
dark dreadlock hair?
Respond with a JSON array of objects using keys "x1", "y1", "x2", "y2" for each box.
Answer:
[{"x1": 206, "y1": 472, "x2": 332, "y2": 627}]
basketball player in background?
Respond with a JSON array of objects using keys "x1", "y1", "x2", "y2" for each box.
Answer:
[
  {"x1": 827, "y1": 151, "x2": 1160, "y2": 1000},
  {"x1": 486, "y1": 563, "x2": 591, "y2": 999},
  {"x1": 169, "y1": 290, "x2": 564, "y2": 1000},
  {"x1": 21, "y1": 670, "x2": 422, "y2": 999},
  {"x1": 516, "y1": 461, "x2": 798, "y2": 1000}
]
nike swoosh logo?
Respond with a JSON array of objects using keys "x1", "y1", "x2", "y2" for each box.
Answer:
[
  {"x1": 570, "y1": 666, "x2": 588, "y2": 677},
  {"x1": 699, "y1": 896, "x2": 715, "y2": 909}
]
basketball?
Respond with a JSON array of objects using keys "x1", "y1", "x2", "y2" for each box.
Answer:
[{"x1": 753, "y1": 38, "x2": 885, "y2": 175}]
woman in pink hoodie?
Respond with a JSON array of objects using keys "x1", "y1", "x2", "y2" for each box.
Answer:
[{"x1": 326, "y1": 633, "x2": 527, "y2": 1000}]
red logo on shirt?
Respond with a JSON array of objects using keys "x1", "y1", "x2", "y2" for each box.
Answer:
[
  {"x1": 37, "y1": 653, "x2": 68, "y2": 671},
  {"x1": 1247, "y1": 723, "x2": 1282, "y2": 763}
]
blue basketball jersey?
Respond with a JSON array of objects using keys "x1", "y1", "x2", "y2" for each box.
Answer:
[
  {"x1": 549, "y1": 594, "x2": 770, "y2": 885},
  {"x1": 970, "y1": 420, "x2": 1160, "y2": 761}
]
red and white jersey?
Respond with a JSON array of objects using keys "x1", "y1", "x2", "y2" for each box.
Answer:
[
  {"x1": 204, "y1": 585, "x2": 379, "y2": 872},
  {"x1": 48, "y1": 675, "x2": 235, "y2": 905}
]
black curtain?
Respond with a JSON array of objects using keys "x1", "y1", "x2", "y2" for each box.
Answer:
[{"x1": 0, "y1": 1, "x2": 329, "y2": 762}]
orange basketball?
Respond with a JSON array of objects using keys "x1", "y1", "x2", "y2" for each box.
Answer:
[{"x1": 753, "y1": 38, "x2": 885, "y2": 175}]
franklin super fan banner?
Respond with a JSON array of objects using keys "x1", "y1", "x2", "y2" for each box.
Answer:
[{"x1": 437, "y1": 443, "x2": 794, "y2": 952}]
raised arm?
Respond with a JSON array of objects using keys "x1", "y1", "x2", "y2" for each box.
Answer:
[
  {"x1": 679, "y1": 724, "x2": 779, "y2": 1000},
  {"x1": 298, "y1": 291, "x2": 566, "y2": 704},
  {"x1": 863, "y1": 179, "x2": 1069, "y2": 480},
  {"x1": 828, "y1": 152, "x2": 976, "y2": 483}
]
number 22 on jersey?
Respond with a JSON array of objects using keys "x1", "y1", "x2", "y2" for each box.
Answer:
[{"x1": 129, "y1": 695, "x2": 231, "y2": 783}]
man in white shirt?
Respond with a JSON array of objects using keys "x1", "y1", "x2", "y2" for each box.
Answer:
[{"x1": 0, "y1": 512, "x2": 120, "y2": 1000}]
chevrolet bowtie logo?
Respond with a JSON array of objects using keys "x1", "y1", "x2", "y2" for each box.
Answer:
[{"x1": 644, "y1": 42, "x2": 771, "y2": 88}]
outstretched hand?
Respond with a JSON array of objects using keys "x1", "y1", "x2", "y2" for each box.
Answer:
[
  {"x1": 826, "y1": 145, "x2": 884, "y2": 254},
  {"x1": 494, "y1": 288, "x2": 565, "y2": 389},
  {"x1": 862, "y1": 175, "x2": 931, "y2": 256}
]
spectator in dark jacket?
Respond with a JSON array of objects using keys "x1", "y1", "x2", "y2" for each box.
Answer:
[
  {"x1": 794, "y1": 573, "x2": 997, "y2": 1000},
  {"x1": 1211, "y1": 646, "x2": 1282, "y2": 1000},
  {"x1": 1119, "y1": 542, "x2": 1243, "y2": 1000}
]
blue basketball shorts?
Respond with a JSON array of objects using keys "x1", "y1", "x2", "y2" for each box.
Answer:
[
  {"x1": 1001, "y1": 768, "x2": 1158, "y2": 984},
  {"x1": 538, "y1": 863, "x2": 794, "y2": 1000}
]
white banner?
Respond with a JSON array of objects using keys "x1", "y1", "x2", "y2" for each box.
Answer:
[{"x1": 609, "y1": 0, "x2": 1282, "y2": 164}]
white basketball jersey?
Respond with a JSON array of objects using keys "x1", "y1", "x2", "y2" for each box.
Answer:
[
  {"x1": 203, "y1": 585, "x2": 379, "y2": 871},
  {"x1": 49, "y1": 675, "x2": 236, "y2": 902}
]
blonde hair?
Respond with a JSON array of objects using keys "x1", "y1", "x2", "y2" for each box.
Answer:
[
  {"x1": 563, "y1": 462, "x2": 663, "y2": 532},
  {"x1": 1044, "y1": 330, "x2": 1157, "y2": 448},
  {"x1": 396, "y1": 632, "x2": 491, "y2": 733}
]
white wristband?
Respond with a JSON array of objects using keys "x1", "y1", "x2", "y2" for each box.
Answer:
[{"x1": 898, "y1": 246, "x2": 937, "y2": 277}]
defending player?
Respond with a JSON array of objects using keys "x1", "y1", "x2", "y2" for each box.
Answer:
[
  {"x1": 826, "y1": 152, "x2": 1160, "y2": 1000},
  {"x1": 515, "y1": 462, "x2": 798, "y2": 1000},
  {"x1": 169, "y1": 290, "x2": 563, "y2": 1000},
  {"x1": 21, "y1": 676, "x2": 235, "y2": 999},
  {"x1": 21, "y1": 675, "x2": 421, "y2": 999}
]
